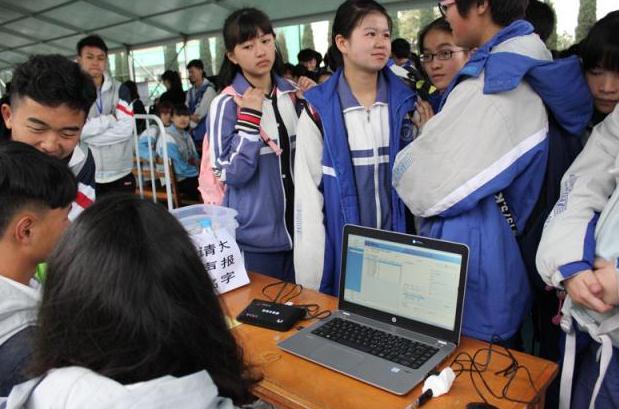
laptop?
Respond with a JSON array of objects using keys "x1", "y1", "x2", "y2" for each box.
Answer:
[{"x1": 278, "y1": 224, "x2": 469, "y2": 395}]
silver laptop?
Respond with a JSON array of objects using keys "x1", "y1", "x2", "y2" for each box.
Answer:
[{"x1": 278, "y1": 224, "x2": 469, "y2": 395}]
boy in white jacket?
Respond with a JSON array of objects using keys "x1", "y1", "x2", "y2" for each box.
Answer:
[{"x1": 77, "y1": 35, "x2": 135, "y2": 197}]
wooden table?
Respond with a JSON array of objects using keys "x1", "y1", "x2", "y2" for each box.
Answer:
[{"x1": 222, "y1": 273, "x2": 558, "y2": 409}]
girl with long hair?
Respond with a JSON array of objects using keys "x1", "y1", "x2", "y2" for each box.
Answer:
[
  {"x1": 3, "y1": 196, "x2": 259, "y2": 407},
  {"x1": 203, "y1": 8, "x2": 302, "y2": 282}
]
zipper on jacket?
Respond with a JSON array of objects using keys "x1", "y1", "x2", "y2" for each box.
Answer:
[
  {"x1": 367, "y1": 108, "x2": 382, "y2": 228},
  {"x1": 271, "y1": 91, "x2": 294, "y2": 247}
]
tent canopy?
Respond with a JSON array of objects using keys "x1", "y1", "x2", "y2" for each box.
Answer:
[{"x1": 0, "y1": 0, "x2": 427, "y2": 71}]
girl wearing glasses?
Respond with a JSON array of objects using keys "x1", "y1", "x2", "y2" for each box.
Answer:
[
  {"x1": 418, "y1": 17, "x2": 470, "y2": 111},
  {"x1": 411, "y1": 17, "x2": 470, "y2": 130},
  {"x1": 294, "y1": 0, "x2": 416, "y2": 294}
]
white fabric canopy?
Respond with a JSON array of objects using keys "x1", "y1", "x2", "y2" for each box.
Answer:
[{"x1": 0, "y1": 0, "x2": 428, "y2": 70}]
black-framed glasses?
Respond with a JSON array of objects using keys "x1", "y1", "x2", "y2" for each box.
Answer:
[
  {"x1": 438, "y1": 0, "x2": 455, "y2": 16},
  {"x1": 420, "y1": 49, "x2": 467, "y2": 63}
]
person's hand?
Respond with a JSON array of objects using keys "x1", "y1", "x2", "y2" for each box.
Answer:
[
  {"x1": 234, "y1": 87, "x2": 264, "y2": 112},
  {"x1": 412, "y1": 99, "x2": 434, "y2": 130},
  {"x1": 190, "y1": 114, "x2": 200, "y2": 123},
  {"x1": 296, "y1": 76, "x2": 317, "y2": 99},
  {"x1": 564, "y1": 269, "x2": 614, "y2": 313},
  {"x1": 594, "y1": 258, "x2": 619, "y2": 306}
]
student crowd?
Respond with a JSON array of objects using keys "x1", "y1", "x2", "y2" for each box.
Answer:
[{"x1": 0, "y1": 0, "x2": 618, "y2": 407}]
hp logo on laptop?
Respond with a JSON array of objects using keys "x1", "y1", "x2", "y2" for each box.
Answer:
[{"x1": 392, "y1": 317, "x2": 397, "y2": 323}]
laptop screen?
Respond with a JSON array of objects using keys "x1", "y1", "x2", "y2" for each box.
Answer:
[{"x1": 343, "y1": 233, "x2": 463, "y2": 331}]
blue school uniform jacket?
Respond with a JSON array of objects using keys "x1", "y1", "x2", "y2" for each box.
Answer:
[
  {"x1": 294, "y1": 67, "x2": 416, "y2": 294},
  {"x1": 208, "y1": 74, "x2": 299, "y2": 254},
  {"x1": 393, "y1": 20, "x2": 592, "y2": 341}
]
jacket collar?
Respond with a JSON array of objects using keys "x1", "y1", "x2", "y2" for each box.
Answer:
[
  {"x1": 336, "y1": 70, "x2": 388, "y2": 111},
  {"x1": 67, "y1": 144, "x2": 86, "y2": 171},
  {"x1": 231, "y1": 73, "x2": 296, "y2": 96},
  {"x1": 455, "y1": 20, "x2": 535, "y2": 81},
  {"x1": 440, "y1": 19, "x2": 593, "y2": 135},
  {"x1": 100, "y1": 72, "x2": 114, "y2": 93}
]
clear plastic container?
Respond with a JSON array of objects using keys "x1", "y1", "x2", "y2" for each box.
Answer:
[{"x1": 171, "y1": 204, "x2": 239, "y2": 238}]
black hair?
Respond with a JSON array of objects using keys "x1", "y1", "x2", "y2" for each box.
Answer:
[
  {"x1": 30, "y1": 195, "x2": 260, "y2": 404},
  {"x1": 76, "y1": 34, "x2": 108, "y2": 56},
  {"x1": 121, "y1": 80, "x2": 140, "y2": 102},
  {"x1": 391, "y1": 38, "x2": 412, "y2": 59},
  {"x1": 297, "y1": 48, "x2": 322, "y2": 66},
  {"x1": 156, "y1": 100, "x2": 174, "y2": 115},
  {"x1": 292, "y1": 63, "x2": 309, "y2": 79},
  {"x1": 579, "y1": 11, "x2": 619, "y2": 73},
  {"x1": 0, "y1": 141, "x2": 76, "y2": 236},
  {"x1": 318, "y1": 68, "x2": 333, "y2": 83},
  {"x1": 525, "y1": 0, "x2": 556, "y2": 43},
  {"x1": 283, "y1": 62, "x2": 295, "y2": 75},
  {"x1": 455, "y1": 0, "x2": 528, "y2": 27},
  {"x1": 418, "y1": 17, "x2": 453, "y2": 53},
  {"x1": 329, "y1": 0, "x2": 392, "y2": 71},
  {"x1": 186, "y1": 59, "x2": 204, "y2": 71},
  {"x1": 172, "y1": 104, "x2": 191, "y2": 117},
  {"x1": 218, "y1": 8, "x2": 282, "y2": 87},
  {"x1": 10, "y1": 54, "x2": 96, "y2": 116},
  {"x1": 160, "y1": 70, "x2": 184, "y2": 92}
]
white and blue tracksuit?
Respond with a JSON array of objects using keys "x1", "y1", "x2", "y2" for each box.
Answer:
[
  {"x1": 156, "y1": 125, "x2": 199, "y2": 181},
  {"x1": 294, "y1": 68, "x2": 416, "y2": 294},
  {"x1": 208, "y1": 74, "x2": 299, "y2": 280},
  {"x1": 537, "y1": 106, "x2": 619, "y2": 409},
  {"x1": 393, "y1": 20, "x2": 592, "y2": 342},
  {"x1": 137, "y1": 124, "x2": 161, "y2": 161}
]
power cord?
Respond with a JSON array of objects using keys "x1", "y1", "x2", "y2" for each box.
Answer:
[
  {"x1": 449, "y1": 336, "x2": 540, "y2": 406},
  {"x1": 261, "y1": 281, "x2": 332, "y2": 321}
]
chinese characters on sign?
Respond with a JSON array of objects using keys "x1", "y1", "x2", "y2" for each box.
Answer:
[{"x1": 192, "y1": 227, "x2": 249, "y2": 294}]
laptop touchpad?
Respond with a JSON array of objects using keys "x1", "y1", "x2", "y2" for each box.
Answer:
[{"x1": 309, "y1": 344, "x2": 365, "y2": 371}]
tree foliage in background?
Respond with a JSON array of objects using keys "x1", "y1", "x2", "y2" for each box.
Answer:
[
  {"x1": 544, "y1": 0, "x2": 558, "y2": 49},
  {"x1": 396, "y1": 7, "x2": 439, "y2": 50},
  {"x1": 390, "y1": 11, "x2": 400, "y2": 39},
  {"x1": 418, "y1": 8, "x2": 437, "y2": 34},
  {"x1": 277, "y1": 31, "x2": 290, "y2": 64},
  {"x1": 576, "y1": 0, "x2": 597, "y2": 42},
  {"x1": 302, "y1": 24, "x2": 315, "y2": 50},
  {"x1": 199, "y1": 38, "x2": 213, "y2": 76}
]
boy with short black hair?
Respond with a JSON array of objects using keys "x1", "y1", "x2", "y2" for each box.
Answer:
[
  {"x1": 1, "y1": 54, "x2": 97, "y2": 220},
  {"x1": 393, "y1": 0, "x2": 592, "y2": 344},
  {"x1": 391, "y1": 38, "x2": 413, "y2": 67},
  {"x1": 0, "y1": 140, "x2": 77, "y2": 395},
  {"x1": 77, "y1": 34, "x2": 136, "y2": 197},
  {"x1": 185, "y1": 59, "x2": 216, "y2": 147},
  {"x1": 525, "y1": 0, "x2": 556, "y2": 44}
]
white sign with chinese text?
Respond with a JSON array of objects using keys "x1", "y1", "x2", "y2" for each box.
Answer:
[{"x1": 191, "y1": 228, "x2": 249, "y2": 294}]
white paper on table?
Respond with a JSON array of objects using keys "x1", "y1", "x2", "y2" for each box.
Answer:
[{"x1": 191, "y1": 228, "x2": 250, "y2": 294}]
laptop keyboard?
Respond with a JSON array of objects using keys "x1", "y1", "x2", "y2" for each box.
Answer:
[{"x1": 311, "y1": 318, "x2": 439, "y2": 369}]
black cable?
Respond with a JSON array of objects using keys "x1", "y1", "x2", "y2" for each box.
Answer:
[
  {"x1": 261, "y1": 281, "x2": 332, "y2": 321},
  {"x1": 449, "y1": 337, "x2": 540, "y2": 406},
  {"x1": 261, "y1": 281, "x2": 302, "y2": 303}
]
